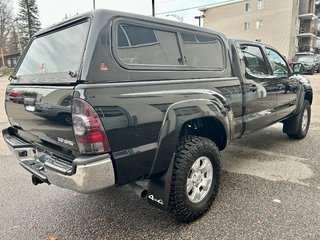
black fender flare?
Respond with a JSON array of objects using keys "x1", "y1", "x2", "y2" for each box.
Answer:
[
  {"x1": 289, "y1": 84, "x2": 313, "y2": 118},
  {"x1": 147, "y1": 96, "x2": 233, "y2": 210}
]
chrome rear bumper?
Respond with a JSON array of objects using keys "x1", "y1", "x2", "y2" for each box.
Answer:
[{"x1": 3, "y1": 128, "x2": 115, "y2": 193}]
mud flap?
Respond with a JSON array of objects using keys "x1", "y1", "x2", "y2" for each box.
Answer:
[
  {"x1": 283, "y1": 116, "x2": 299, "y2": 134},
  {"x1": 283, "y1": 108, "x2": 302, "y2": 134},
  {"x1": 147, "y1": 155, "x2": 174, "y2": 210}
]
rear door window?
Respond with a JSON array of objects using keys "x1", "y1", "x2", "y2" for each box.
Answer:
[{"x1": 116, "y1": 23, "x2": 182, "y2": 66}]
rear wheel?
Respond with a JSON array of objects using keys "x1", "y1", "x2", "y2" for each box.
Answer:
[
  {"x1": 285, "y1": 100, "x2": 311, "y2": 139},
  {"x1": 169, "y1": 136, "x2": 221, "y2": 222}
]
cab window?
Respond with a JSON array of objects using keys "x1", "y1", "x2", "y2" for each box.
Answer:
[
  {"x1": 265, "y1": 48, "x2": 288, "y2": 76},
  {"x1": 241, "y1": 45, "x2": 268, "y2": 76}
]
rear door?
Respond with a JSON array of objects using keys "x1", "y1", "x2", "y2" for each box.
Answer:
[{"x1": 239, "y1": 43, "x2": 278, "y2": 134}]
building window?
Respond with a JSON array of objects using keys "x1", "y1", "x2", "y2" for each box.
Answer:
[
  {"x1": 245, "y1": 3, "x2": 251, "y2": 12},
  {"x1": 244, "y1": 22, "x2": 250, "y2": 30},
  {"x1": 257, "y1": 0, "x2": 264, "y2": 9},
  {"x1": 256, "y1": 20, "x2": 263, "y2": 29}
]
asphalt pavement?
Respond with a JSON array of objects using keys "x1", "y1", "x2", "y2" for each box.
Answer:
[{"x1": 0, "y1": 74, "x2": 320, "y2": 240}]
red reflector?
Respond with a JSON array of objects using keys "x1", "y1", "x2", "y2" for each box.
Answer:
[
  {"x1": 9, "y1": 92, "x2": 23, "y2": 97},
  {"x1": 100, "y1": 63, "x2": 108, "y2": 71}
]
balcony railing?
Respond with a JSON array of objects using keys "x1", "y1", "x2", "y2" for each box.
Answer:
[
  {"x1": 297, "y1": 46, "x2": 320, "y2": 54},
  {"x1": 298, "y1": 28, "x2": 318, "y2": 37},
  {"x1": 298, "y1": 46, "x2": 314, "y2": 53},
  {"x1": 299, "y1": 27, "x2": 317, "y2": 34}
]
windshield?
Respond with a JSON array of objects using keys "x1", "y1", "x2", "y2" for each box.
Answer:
[
  {"x1": 16, "y1": 20, "x2": 90, "y2": 77},
  {"x1": 294, "y1": 55, "x2": 314, "y2": 63}
]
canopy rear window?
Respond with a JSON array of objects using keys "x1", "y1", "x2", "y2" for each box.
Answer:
[{"x1": 15, "y1": 20, "x2": 90, "y2": 83}]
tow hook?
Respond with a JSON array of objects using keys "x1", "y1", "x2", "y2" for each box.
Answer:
[{"x1": 31, "y1": 175, "x2": 44, "y2": 185}]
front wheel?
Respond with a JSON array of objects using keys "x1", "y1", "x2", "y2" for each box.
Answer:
[
  {"x1": 285, "y1": 100, "x2": 311, "y2": 139},
  {"x1": 169, "y1": 136, "x2": 221, "y2": 222}
]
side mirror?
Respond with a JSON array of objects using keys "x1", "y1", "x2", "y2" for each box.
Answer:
[{"x1": 292, "y1": 63, "x2": 305, "y2": 74}]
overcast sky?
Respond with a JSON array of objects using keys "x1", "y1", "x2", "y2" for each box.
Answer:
[{"x1": 12, "y1": 0, "x2": 225, "y2": 28}]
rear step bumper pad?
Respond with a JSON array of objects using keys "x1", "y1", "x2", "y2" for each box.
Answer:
[{"x1": 3, "y1": 128, "x2": 115, "y2": 193}]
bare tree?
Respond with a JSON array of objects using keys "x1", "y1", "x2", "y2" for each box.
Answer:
[{"x1": 0, "y1": 0, "x2": 15, "y2": 66}]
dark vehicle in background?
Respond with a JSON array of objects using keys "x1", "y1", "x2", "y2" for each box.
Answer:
[
  {"x1": 33, "y1": 92, "x2": 72, "y2": 125},
  {"x1": 3, "y1": 10, "x2": 313, "y2": 222},
  {"x1": 292, "y1": 55, "x2": 320, "y2": 74}
]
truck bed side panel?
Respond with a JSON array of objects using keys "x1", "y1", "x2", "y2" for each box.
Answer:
[{"x1": 76, "y1": 77, "x2": 243, "y2": 184}]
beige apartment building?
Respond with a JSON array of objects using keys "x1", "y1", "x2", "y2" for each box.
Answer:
[{"x1": 200, "y1": 0, "x2": 319, "y2": 59}]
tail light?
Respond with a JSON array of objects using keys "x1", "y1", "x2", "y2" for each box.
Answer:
[{"x1": 72, "y1": 98, "x2": 110, "y2": 155}]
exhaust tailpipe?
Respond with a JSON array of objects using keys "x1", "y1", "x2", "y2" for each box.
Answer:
[{"x1": 127, "y1": 182, "x2": 148, "y2": 199}]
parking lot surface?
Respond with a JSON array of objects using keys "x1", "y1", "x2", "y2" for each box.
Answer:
[{"x1": 0, "y1": 74, "x2": 320, "y2": 240}]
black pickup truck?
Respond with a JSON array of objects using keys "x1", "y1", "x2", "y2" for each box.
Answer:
[{"x1": 3, "y1": 10, "x2": 312, "y2": 222}]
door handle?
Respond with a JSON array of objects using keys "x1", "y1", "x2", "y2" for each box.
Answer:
[{"x1": 249, "y1": 84, "x2": 258, "y2": 91}]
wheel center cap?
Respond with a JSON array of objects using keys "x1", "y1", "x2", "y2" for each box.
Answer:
[{"x1": 193, "y1": 172, "x2": 202, "y2": 184}]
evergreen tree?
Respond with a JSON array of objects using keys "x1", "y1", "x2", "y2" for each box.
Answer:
[
  {"x1": 17, "y1": 0, "x2": 41, "y2": 49},
  {"x1": 0, "y1": 0, "x2": 14, "y2": 66},
  {"x1": 7, "y1": 26, "x2": 20, "y2": 54},
  {"x1": 0, "y1": 0, "x2": 14, "y2": 49}
]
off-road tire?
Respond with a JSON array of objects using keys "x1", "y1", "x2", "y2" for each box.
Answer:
[
  {"x1": 285, "y1": 100, "x2": 311, "y2": 139},
  {"x1": 169, "y1": 136, "x2": 221, "y2": 222}
]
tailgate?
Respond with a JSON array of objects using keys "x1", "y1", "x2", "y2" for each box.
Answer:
[
  {"x1": 4, "y1": 19, "x2": 91, "y2": 161},
  {"x1": 5, "y1": 85, "x2": 77, "y2": 160}
]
